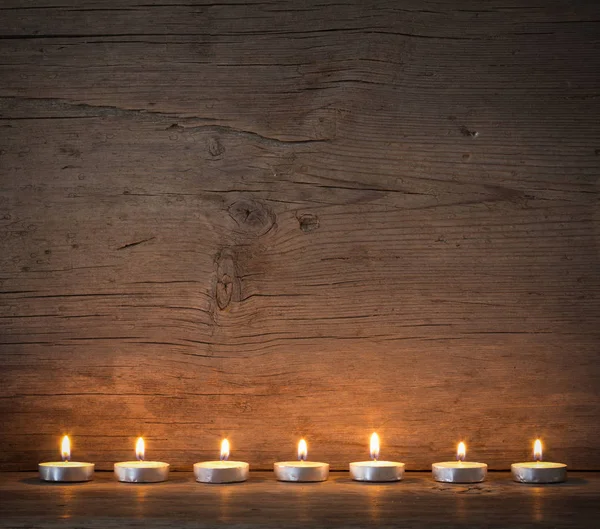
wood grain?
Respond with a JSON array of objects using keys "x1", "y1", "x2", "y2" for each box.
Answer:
[
  {"x1": 0, "y1": 0, "x2": 599, "y2": 471},
  {"x1": 1, "y1": 472, "x2": 599, "y2": 529}
]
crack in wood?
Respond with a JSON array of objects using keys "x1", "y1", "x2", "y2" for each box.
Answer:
[
  {"x1": 116, "y1": 236, "x2": 156, "y2": 250},
  {"x1": 0, "y1": 27, "x2": 488, "y2": 41},
  {"x1": 0, "y1": 96, "x2": 332, "y2": 143}
]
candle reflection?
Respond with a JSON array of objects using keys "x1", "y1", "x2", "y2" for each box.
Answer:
[
  {"x1": 218, "y1": 485, "x2": 234, "y2": 523},
  {"x1": 367, "y1": 485, "x2": 382, "y2": 522},
  {"x1": 532, "y1": 487, "x2": 545, "y2": 522},
  {"x1": 455, "y1": 492, "x2": 466, "y2": 523},
  {"x1": 135, "y1": 487, "x2": 148, "y2": 519},
  {"x1": 296, "y1": 483, "x2": 311, "y2": 523},
  {"x1": 59, "y1": 487, "x2": 73, "y2": 520}
]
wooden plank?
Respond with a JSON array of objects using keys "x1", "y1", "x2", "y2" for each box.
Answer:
[
  {"x1": 1, "y1": 471, "x2": 599, "y2": 529},
  {"x1": 0, "y1": 0, "x2": 599, "y2": 471}
]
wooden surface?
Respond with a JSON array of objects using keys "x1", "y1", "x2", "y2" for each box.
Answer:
[
  {"x1": 1, "y1": 471, "x2": 599, "y2": 529},
  {"x1": 1, "y1": 0, "x2": 599, "y2": 471}
]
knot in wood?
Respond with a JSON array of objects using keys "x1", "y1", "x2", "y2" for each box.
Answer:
[
  {"x1": 208, "y1": 137, "x2": 225, "y2": 157},
  {"x1": 228, "y1": 199, "x2": 276, "y2": 238},
  {"x1": 459, "y1": 125, "x2": 479, "y2": 138},
  {"x1": 215, "y1": 249, "x2": 239, "y2": 311},
  {"x1": 297, "y1": 213, "x2": 319, "y2": 233},
  {"x1": 216, "y1": 274, "x2": 233, "y2": 310}
]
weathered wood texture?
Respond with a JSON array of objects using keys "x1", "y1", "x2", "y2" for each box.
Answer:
[
  {"x1": 1, "y1": 472, "x2": 600, "y2": 529},
  {"x1": 0, "y1": 1, "x2": 599, "y2": 471}
]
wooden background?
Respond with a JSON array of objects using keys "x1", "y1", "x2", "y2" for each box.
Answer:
[{"x1": 0, "y1": 0, "x2": 599, "y2": 471}]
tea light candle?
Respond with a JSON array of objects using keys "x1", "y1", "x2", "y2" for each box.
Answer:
[
  {"x1": 194, "y1": 439, "x2": 249, "y2": 483},
  {"x1": 432, "y1": 442, "x2": 487, "y2": 483},
  {"x1": 350, "y1": 433, "x2": 404, "y2": 482},
  {"x1": 39, "y1": 435, "x2": 94, "y2": 482},
  {"x1": 114, "y1": 437, "x2": 169, "y2": 483},
  {"x1": 512, "y1": 439, "x2": 567, "y2": 483},
  {"x1": 274, "y1": 439, "x2": 329, "y2": 482}
]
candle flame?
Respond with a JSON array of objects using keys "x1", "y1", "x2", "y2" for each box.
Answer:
[
  {"x1": 534, "y1": 439, "x2": 542, "y2": 462},
  {"x1": 220, "y1": 439, "x2": 230, "y2": 461},
  {"x1": 136, "y1": 437, "x2": 145, "y2": 461},
  {"x1": 61, "y1": 435, "x2": 71, "y2": 462},
  {"x1": 457, "y1": 441, "x2": 466, "y2": 462},
  {"x1": 370, "y1": 432, "x2": 380, "y2": 461},
  {"x1": 298, "y1": 439, "x2": 307, "y2": 461}
]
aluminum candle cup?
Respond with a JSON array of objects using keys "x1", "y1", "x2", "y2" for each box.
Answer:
[
  {"x1": 350, "y1": 461, "x2": 404, "y2": 482},
  {"x1": 432, "y1": 442, "x2": 487, "y2": 483},
  {"x1": 511, "y1": 462, "x2": 567, "y2": 483},
  {"x1": 39, "y1": 435, "x2": 94, "y2": 482},
  {"x1": 114, "y1": 437, "x2": 169, "y2": 483},
  {"x1": 114, "y1": 461, "x2": 170, "y2": 483},
  {"x1": 349, "y1": 433, "x2": 404, "y2": 482},
  {"x1": 275, "y1": 439, "x2": 329, "y2": 482},
  {"x1": 274, "y1": 461, "x2": 329, "y2": 482},
  {"x1": 194, "y1": 439, "x2": 249, "y2": 483},
  {"x1": 511, "y1": 440, "x2": 566, "y2": 483},
  {"x1": 195, "y1": 461, "x2": 249, "y2": 483},
  {"x1": 39, "y1": 461, "x2": 94, "y2": 482},
  {"x1": 432, "y1": 461, "x2": 487, "y2": 483}
]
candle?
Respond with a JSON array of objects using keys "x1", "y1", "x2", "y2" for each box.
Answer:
[
  {"x1": 114, "y1": 437, "x2": 169, "y2": 483},
  {"x1": 274, "y1": 439, "x2": 329, "y2": 482},
  {"x1": 350, "y1": 433, "x2": 405, "y2": 482},
  {"x1": 511, "y1": 439, "x2": 567, "y2": 483},
  {"x1": 194, "y1": 438, "x2": 250, "y2": 484},
  {"x1": 432, "y1": 442, "x2": 487, "y2": 483},
  {"x1": 39, "y1": 435, "x2": 94, "y2": 482}
]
